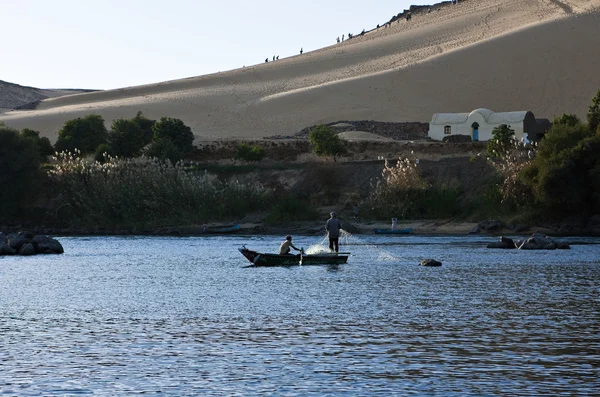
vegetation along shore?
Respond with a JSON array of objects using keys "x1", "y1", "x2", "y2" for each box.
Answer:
[{"x1": 1, "y1": 90, "x2": 599, "y2": 237}]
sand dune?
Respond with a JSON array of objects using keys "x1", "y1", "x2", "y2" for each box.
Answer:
[{"x1": 1, "y1": 0, "x2": 599, "y2": 141}]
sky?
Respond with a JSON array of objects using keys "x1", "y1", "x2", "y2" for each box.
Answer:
[{"x1": 2, "y1": 0, "x2": 418, "y2": 90}]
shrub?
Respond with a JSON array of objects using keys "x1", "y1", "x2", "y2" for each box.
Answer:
[
  {"x1": 235, "y1": 143, "x2": 265, "y2": 162},
  {"x1": 588, "y1": 89, "x2": 600, "y2": 134},
  {"x1": 94, "y1": 143, "x2": 113, "y2": 163},
  {"x1": 132, "y1": 111, "x2": 156, "y2": 144},
  {"x1": 54, "y1": 114, "x2": 108, "y2": 154},
  {"x1": 308, "y1": 124, "x2": 345, "y2": 161},
  {"x1": 152, "y1": 117, "x2": 194, "y2": 154},
  {"x1": 0, "y1": 124, "x2": 43, "y2": 219},
  {"x1": 146, "y1": 138, "x2": 184, "y2": 164},
  {"x1": 108, "y1": 118, "x2": 145, "y2": 158},
  {"x1": 20, "y1": 128, "x2": 53, "y2": 160},
  {"x1": 48, "y1": 153, "x2": 271, "y2": 228},
  {"x1": 520, "y1": 122, "x2": 600, "y2": 216},
  {"x1": 363, "y1": 157, "x2": 431, "y2": 219},
  {"x1": 487, "y1": 137, "x2": 535, "y2": 208},
  {"x1": 552, "y1": 113, "x2": 581, "y2": 127},
  {"x1": 487, "y1": 124, "x2": 515, "y2": 159}
]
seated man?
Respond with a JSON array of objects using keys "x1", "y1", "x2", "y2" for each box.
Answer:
[{"x1": 279, "y1": 235, "x2": 301, "y2": 255}]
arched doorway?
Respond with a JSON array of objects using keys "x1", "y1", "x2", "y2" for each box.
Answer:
[{"x1": 471, "y1": 122, "x2": 480, "y2": 141}]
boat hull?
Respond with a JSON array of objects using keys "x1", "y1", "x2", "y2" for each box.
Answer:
[
  {"x1": 204, "y1": 224, "x2": 241, "y2": 234},
  {"x1": 239, "y1": 248, "x2": 348, "y2": 266}
]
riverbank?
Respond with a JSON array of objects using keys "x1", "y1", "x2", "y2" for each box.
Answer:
[{"x1": 3, "y1": 219, "x2": 592, "y2": 238}]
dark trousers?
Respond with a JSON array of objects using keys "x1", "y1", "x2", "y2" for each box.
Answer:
[{"x1": 329, "y1": 237, "x2": 339, "y2": 252}]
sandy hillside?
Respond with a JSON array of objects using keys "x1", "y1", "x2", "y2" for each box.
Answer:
[
  {"x1": 0, "y1": 80, "x2": 96, "y2": 114},
  {"x1": 1, "y1": 0, "x2": 599, "y2": 141}
]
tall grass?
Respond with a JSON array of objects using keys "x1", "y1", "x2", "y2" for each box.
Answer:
[
  {"x1": 486, "y1": 138, "x2": 536, "y2": 208},
  {"x1": 364, "y1": 157, "x2": 461, "y2": 219},
  {"x1": 49, "y1": 151, "x2": 271, "y2": 228}
]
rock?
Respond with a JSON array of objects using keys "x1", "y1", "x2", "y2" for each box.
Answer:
[
  {"x1": 7, "y1": 232, "x2": 27, "y2": 251},
  {"x1": 513, "y1": 224, "x2": 530, "y2": 233},
  {"x1": 420, "y1": 259, "x2": 442, "y2": 267},
  {"x1": 33, "y1": 235, "x2": 64, "y2": 254},
  {"x1": 516, "y1": 232, "x2": 570, "y2": 250},
  {"x1": 487, "y1": 236, "x2": 516, "y2": 249},
  {"x1": 469, "y1": 225, "x2": 480, "y2": 234},
  {"x1": 479, "y1": 220, "x2": 503, "y2": 231},
  {"x1": 0, "y1": 232, "x2": 17, "y2": 255},
  {"x1": 19, "y1": 243, "x2": 36, "y2": 256}
]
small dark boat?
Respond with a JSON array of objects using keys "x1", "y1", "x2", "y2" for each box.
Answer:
[
  {"x1": 203, "y1": 224, "x2": 241, "y2": 234},
  {"x1": 373, "y1": 227, "x2": 412, "y2": 234},
  {"x1": 239, "y1": 247, "x2": 349, "y2": 267}
]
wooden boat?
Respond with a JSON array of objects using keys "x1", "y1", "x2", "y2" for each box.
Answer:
[
  {"x1": 239, "y1": 247, "x2": 349, "y2": 267},
  {"x1": 373, "y1": 227, "x2": 412, "y2": 234},
  {"x1": 203, "y1": 224, "x2": 241, "y2": 234}
]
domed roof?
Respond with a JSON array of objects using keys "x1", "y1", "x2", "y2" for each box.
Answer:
[{"x1": 468, "y1": 108, "x2": 494, "y2": 120}]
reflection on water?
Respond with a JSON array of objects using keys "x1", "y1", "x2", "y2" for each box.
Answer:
[{"x1": 1, "y1": 235, "x2": 599, "y2": 396}]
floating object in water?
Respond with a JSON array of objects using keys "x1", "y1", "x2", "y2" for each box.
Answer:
[{"x1": 420, "y1": 258, "x2": 442, "y2": 267}]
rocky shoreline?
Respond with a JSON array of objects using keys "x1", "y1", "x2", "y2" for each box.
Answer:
[
  {"x1": 2, "y1": 218, "x2": 600, "y2": 239},
  {"x1": 0, "y1": 232, "x2": 64, "y2": 256}
]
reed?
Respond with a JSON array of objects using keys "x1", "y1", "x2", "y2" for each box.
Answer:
[{"x1": 49, "y1": 151, "x2": 271, "y2": 228}]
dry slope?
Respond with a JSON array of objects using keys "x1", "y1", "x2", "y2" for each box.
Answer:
[{"x1": 1, "y1": 0, "x2": 599, "y2": 141}]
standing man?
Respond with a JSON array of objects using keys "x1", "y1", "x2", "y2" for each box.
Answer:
[{"x1": 326, "y1": 211, "x2": 342, "y2": 253}]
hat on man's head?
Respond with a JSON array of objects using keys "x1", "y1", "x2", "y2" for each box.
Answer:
[
  {"x1": 286, "y1": 234, "x2": 292, "y2": 240},
  {"x1": 330, "y1": 211, "x2": 336, "y2": 217}
]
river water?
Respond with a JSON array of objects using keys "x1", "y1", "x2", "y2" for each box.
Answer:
[{"x1": 1, "y1": 234, "x2": 599, "y2": 396}]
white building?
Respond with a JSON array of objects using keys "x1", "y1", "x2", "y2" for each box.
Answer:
[{"x1": 428, "y1": 108, "x2": 542, "y2": 142}]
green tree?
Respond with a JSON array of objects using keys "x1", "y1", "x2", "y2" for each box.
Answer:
[
  {"x1": 552, "y1": 113, "x2": 581, "y2": 127},
  {"x1": 235, "y1": 143, "x2": 265, "y2": 162},
  {"x1": 20, "y1": 128, "x2": 54, "y2": 160},
  {"x1": 146, "y1": 138, "x2": 183, "y2": 164},
  {"x1": 520, "y1": 122, "x2": 600, "y2": 215},
  {"x1": 54, "y1": 114, "x2": 108, "y2": 154},
  {"x1": 108, "y1": 118, "x2": 145, "y2": 158},
  {"x1": 152, "y1": 117, "x2": 194, "y2": 154},
  {"x1": 588, "y1": 89, "x2": 600, "y2": 134},
  {"x1": 0, "y1": 124, "x2": 43, "y2": 219},
  {"x1": 308, "y1": 124, "x2": 345, "y2": 161},
  {"x1": 132, "y1": 111, "x2": 156, "y2": 144},
  {"x1": 487, "y1": 124, "x2": 515, "y2": 159}
]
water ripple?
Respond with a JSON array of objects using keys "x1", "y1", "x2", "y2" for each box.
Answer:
[{"x1": 1, "y1": 235, "x2": 599, "y2": 396}]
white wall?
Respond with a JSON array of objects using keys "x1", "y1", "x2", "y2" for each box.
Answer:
[{"x1": 429, "y1": 113, "x2": 526, "y2": 141}]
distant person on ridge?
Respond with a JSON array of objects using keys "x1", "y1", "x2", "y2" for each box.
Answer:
[
  {"x1": 265, "y1": 58, "x2": 268, "y2": 63},
  {"x1": 279, "y1": 235, "x2": 301, "y2": 255},
  {"x1": 326, "y1": 212, "x2": 342, "y2": 253},
  {"x1": 342, "y1": 34, "x2": 344, "y2": 41},
  {"x1": 300, "y1": 47, "x2": 303, "y2": 55}
]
